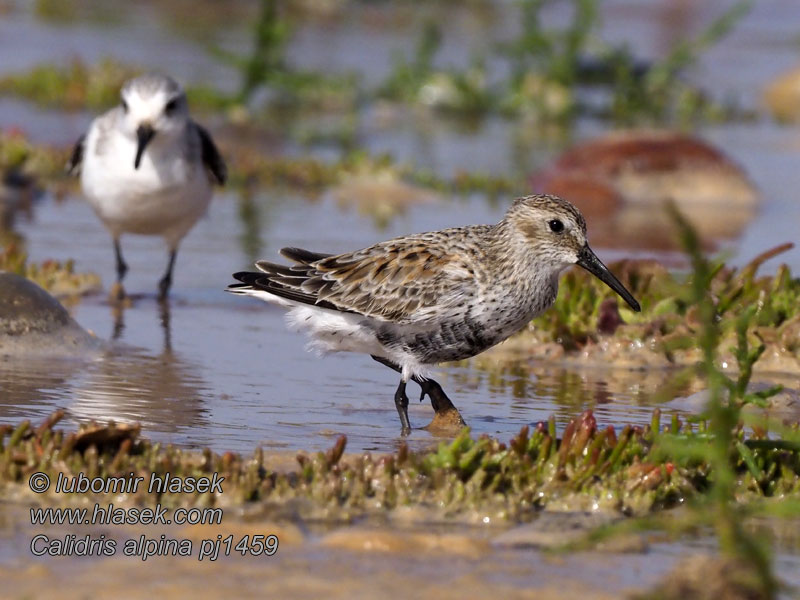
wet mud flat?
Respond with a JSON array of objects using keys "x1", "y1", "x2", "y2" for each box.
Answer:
[
  {"x1": 0, "y1": 500, "x2": 725, "y2": 600},
  {"x1": 2, "y1": 464, "x2": 800, "y2": 599},
  {"x1": 4, "y1": 499, "x2": 798, "y2": 599}
]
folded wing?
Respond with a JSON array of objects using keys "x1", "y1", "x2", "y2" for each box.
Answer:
[{"x1": 230, "y1": 238, "x2": 475, "y2": 324}]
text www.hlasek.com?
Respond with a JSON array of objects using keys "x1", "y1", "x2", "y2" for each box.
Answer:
[
  {"x1": 31, "y1": 503, "x2": 222, "y2": 526},
  {"x1": 28, "y1": 471, "x2": 279, "y2": 561}
]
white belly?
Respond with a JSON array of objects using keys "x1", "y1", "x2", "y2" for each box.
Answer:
[{"x1": 81, "y1": 128, "x2": 212, "y2": 247}]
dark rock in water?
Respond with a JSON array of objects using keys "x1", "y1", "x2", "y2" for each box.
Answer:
[
  {"x1": 0, "y1": 272, "x2": 101, "y2": 357},
  {"x1": 1, "y1": 273, "x2": 71, "y2": 335}
]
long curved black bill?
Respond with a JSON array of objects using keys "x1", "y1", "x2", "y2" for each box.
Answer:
[
  {"x1": 134, "y1": 125, "x2": 155, "y2": 170},
  {"x1": 576, "y1": 245, "x2": 641, "y2": 312}
]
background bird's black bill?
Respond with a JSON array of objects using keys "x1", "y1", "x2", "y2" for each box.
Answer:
[{"x1": 134, "y1": 125, "x2": 155, "y2": 169}]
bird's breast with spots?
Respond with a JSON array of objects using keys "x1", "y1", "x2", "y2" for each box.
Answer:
[{"x1": 387, "y1": 289, "x2": 553, "y2": 364}]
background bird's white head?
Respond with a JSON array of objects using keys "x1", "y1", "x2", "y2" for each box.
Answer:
[{"x1": 119, "y1": 74, "x2": 189, "y2": 168}]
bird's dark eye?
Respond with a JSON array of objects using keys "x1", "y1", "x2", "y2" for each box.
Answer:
[
  {"x1": 164, "y1": 98, "x2": 179, "y2": 115},
  {"x1": 121, "y1": 99, "x2": 128, "y2": 113},
  {"x1": 548, "y1": 219, "x2": 564, "y2": 233}
]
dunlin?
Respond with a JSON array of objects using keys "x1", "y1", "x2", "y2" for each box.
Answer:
[
  {"x1": 228, "y1": 194, "x2": 640, "y2": 433},
  {"x1": 67, "y1": 74, "x2": 227, "y2": 300}
]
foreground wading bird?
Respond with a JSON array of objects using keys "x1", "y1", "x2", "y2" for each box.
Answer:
[
  {"x1": 67, "y1": 74, "x2": 226, "y2": 301},
  {"x1": 228, "y1": 194, "x2": 641, "y2": 434}
]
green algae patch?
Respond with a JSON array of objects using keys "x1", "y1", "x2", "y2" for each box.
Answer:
[
  {"x1": 0, "y1": 58, "x2": 138, "y2": 112},
  {"x1": 221, "y1": 145, "x2": 523, "y2": 199},
  {"x1": 0, "y1": 58, "x2": 231, "y2": 114},
  {"x1": 0, "y1": 130, "x2": 69, "y2": 182},
  {"x1": 0, "y1": 243, "x2": 100, "y2": 299},
  {"x1": 2, "y1": 128, "x2": 522, "y2": 202},
  {"x1": 2, "y1": 410, "x2": 798, "y2": 522}
]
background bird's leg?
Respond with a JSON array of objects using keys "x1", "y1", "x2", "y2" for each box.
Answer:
[
  {"x1": 114, "y1": 238, "x2": 128, "y2": 282},
  {"x1": 371, "y1": 355, "x2": 412, "y2": 434},
  {"x1": 159, "y1": 300, "x2": 173, "y2": 354},
  {"x1": 158, "y1": 249, "x2": 177, "y2": 301},
  {"x1": 111, "y1": 305, "x2": 125, "y2": 340},
  {"x1": 111, "y1": 238, "x2": 128, "y2": 301}
]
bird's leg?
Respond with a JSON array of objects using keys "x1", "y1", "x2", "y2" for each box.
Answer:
[
  {"x1": 158, "y1": 249, "x2": 177, "y2": 301},
  {"x1": 371, "y1": 355, "x2": 401, "y2": 372},
  {"x1": 371, "y1": 355, "x2": 465, "y2": 428},
  {"x1": 111, "y1": 238, "x2": 128, "y2": 301},
  {"x1": 371, "y1": 355, "x2": 412, "y2": 434},
  {"x1": 394, "y1": 380, "x2": 411, "y2": 435}
]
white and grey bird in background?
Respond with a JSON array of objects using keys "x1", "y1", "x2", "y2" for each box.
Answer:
[{"x1": 68, "y1": 73, "x2": 227, "y2": 300}]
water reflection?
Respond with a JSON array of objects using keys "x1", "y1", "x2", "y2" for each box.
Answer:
[
  {"x1": 70, "y1": 303, "x2": 208, "y2": 432},
  {"x1": 0, "y1": 302, "x2": 211, "y2": 440},
  {"x1": 0, "y1": 358, "x2": 78, "y2": 421},
  {"x1": 236, "y1": 186, "x2": 265, "y2": 262},
  {"x1": 446, "y1": 357, "x2": 694, "y2": 433}
]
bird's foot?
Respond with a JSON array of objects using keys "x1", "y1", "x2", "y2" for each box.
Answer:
[
  {"x1": 415, "y1": 377, "x2": 467, "y2": 433},
  {"x1": 422, "y1": 408, "x2": 467, "y2": 434},
  {"x1": 415, "y1": 378, "x2": 458, "y2": 414}
]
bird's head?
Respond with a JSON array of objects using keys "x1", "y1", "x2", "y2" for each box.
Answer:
[
  {"x1": 119, "y1": 74, "x2": 189, "y2": 169},
  {"x1": 504, "y1": 194, "x2": 641, "y2": 312}
]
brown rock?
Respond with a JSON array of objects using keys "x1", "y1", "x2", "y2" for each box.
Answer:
[
  {"x1": 763, "y1": 66, "x2": 800, "y2": 122},
  {"x1": 532, "y1": 131, "x2": 758, "y2": 250}
]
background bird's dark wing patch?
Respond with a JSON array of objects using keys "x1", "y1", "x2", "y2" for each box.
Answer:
[
  {"x1": 193, "y1": 122, "x2": 227, "y2": 185},
  {"x1": 66, "y1": 134, "x2": 85, "y2": 176}
]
